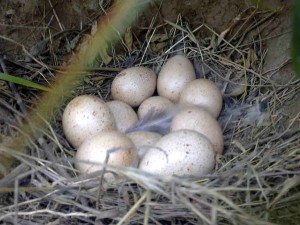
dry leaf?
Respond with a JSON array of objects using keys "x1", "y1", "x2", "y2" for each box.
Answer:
[
  {"x1": 151, "y1": 42, "x2": 168, "y2": 52},
  {"x1": 220, "y1": 56, "x2": 236, "y2": 66},
  {"x1": 222, "y1": 70, "x2": 246, "y2": 97},
  {"x1": 151, "y1": 34, "x2": 169, "y2": 42},
  {"x1": 99, "y1": 43, "x2": 112, "y2": 65},
  {"x1": 245, "y1": 52, "x2": 251, "y2": 69},
  {"x1": 150, "y1": 34, "x2": 169, "y2": 52},
  {"x1": 124, "y1": 26, "x2": 133, "y2": 52},
  {"x1": 244, "y1": 48, "x2": 257, "y2": 69},
  {"x1": 217, "y1": 14, "x2": 242, "y2": 46},
  {"x1": 244, "y1": 50, "x2": 251, "y2": 69},
  {"x1": 249, "y1": 48, "x2": 258, "y2": 67},
  {"x1": 217, "y1": 28, "x2": 230, "y2": 46},
  {"x1": 224, "y1": 82, "x2": 246, "y2": 97}
]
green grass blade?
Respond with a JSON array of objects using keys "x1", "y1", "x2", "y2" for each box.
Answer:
[
  {"x1": 292, "y1": 0, "x2": 300, "y2": 78},
  {"x1": 0, "y1": 72, "x2": 51, "y2": 91}
]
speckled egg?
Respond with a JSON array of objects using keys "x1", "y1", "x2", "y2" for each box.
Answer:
[
  {"x1": 107, "y1": 100, "x2": 138, "y2": 133},
  {"x1": 75, "y1": 131, "x2": 135, "y2": 180},
  {"x1": 111, "y1": 67, "x2": 157, "y2": 107},
  {"x1": 62, "y1": 95, "x2": 116, "y2": 148},
  {"x1": 138, "y1": 129, "x2": 215, "y2": 177},
  {"x1": 179, "y1": 79, "x2": 223, "y2": 118},
  {"x1": 170, "y1": 106, "x2": 224, "y2": 155},
  {"x1": 127, "y1": 131, "x2": 162, "y2": 147},
  {"x1": 137, "y1": 96, "x2": 175, "y2": 119},
  {"x1": 157, "y1": 54, "x2": 196, "y2": 102}
]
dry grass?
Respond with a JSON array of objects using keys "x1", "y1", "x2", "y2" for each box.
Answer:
[{"x1": 0, "y1": 3, "x2": 299, "y2": 225}]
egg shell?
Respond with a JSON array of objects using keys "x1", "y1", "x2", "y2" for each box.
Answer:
[
  {"x1": 127, "y1": 131, "x2": 162, "y2": 167},
  {"x1": 157, "y1": 54, "x2": 196, "y2": 102},
  {"x1": 62, "y1": 95, "x2": 116, "y2": 148},
  {"x1": 111, "y1": 66, "x2": 157, "y2": 107},
  {"x1": 75, "y1": 131, "x2": 135, "y2": 178},
  {"x1": 107, "y1": 100, "x2": 138, "y2": 133},
  {"x1": 127, "y1": 131, "x2": 162, "y2": 147},
  {"x1": 138, "y1": 129, "x2": 215, "y2": 177},
  {"x1": 137, "y1": 96, "x2": 175, "y2": 119},
  {"x1": 170, "y1": 106, "x2": 224, "y2": 155},
  {"x1": 179, "y1": 79, "x2": 223, "y2": 118}
]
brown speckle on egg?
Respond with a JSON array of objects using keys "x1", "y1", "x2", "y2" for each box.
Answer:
[
  {"x1": 111, "y1": 67, "x2": 157, "y2": 107},
  {"x1": 62, "y1": 95, "x2": 116, "y2": 148},
  {"x1": 138, "y1": 129, "x2": 215, "y2": 177}
]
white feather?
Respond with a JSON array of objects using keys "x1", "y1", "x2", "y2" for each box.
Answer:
[{"x1": 125, "y1": 108, "x2": 179, "y2": 135}]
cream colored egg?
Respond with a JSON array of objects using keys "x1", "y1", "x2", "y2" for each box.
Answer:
[
  {"x1": 107, "y1": 100, "x2": 138, "y2": 133},
  {"x1": 127, "y1": 131, "x2": 162, "y2": 147},
  {"x1": 157, "y1": 54, "x2": 196, "y2": 102},
  {"x1": 127, "y1": 131, "x2": 162, "y2": 167},
  {"x1": 138, "y1": 129, "x2": 215, "y2": 177},
  {"x1": 62, "y1": 95, "x2": 116, "y2": 148},
  {"x1": 179, "y1": 79, "x2": 223, "y2": 118},
  {"x1": 75, "y1": 131, "x2": 135, "y2": 179},
  {"x1": 170, "y1": 106, "x2": 224, "y2": 155},
  {"x1": 137, "y1": 96, "x2": 175, "y2": 119},
  {"x1": 111, "y1": 67, "x2": 157, "y2": 107}
]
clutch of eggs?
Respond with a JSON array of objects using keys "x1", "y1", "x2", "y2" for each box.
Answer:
[{"x1": 62, "y1": 54, "x2": 224, "y2": 180}]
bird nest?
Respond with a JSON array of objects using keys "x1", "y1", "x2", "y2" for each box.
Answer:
[{"x1": 0, "y1": 3, "x2": 299, "y2": 225}]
